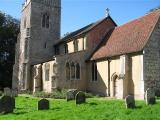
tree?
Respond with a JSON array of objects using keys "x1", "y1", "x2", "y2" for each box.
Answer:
[{"x1": 0, "y1": 11, "x2": 20, "y2": 90}]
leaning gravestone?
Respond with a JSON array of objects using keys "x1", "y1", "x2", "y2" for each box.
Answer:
[
  {"x1": 66, "y1": 89, "x2": 78, "y2": 101},
  {"x1": 0, "y1": 96, "x2": 15, "y2": 113},
  {"x1": 125, "y1": 95, "x2": 135, "y2": 109},
  {"x1": 75, "y1": 91, "x2": 86, "y2": 104},
  {"x1": 38, "y1": 99, "x2": 49, "y2": 110},
  {"x1": 145, "y1": 88, "x2": 156, "y2": 105},
  {"x1": 4, "y1": 87, "x2": 11, "y2": 96}
]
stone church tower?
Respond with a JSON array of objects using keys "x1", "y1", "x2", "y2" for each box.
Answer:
[{"x1": 12, "y1": 0, "x2": 61, "y2": 91}]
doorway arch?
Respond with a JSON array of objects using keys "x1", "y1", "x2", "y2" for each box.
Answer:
[{"x1": 111, "y1": 73, "x2": 118, "y2": 97}]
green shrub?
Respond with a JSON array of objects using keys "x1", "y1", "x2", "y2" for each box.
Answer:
[
  {"x1": 33, "y1": 89, "x2": 67, "y2": 99},
  {"x1": 85, "y1": 92, "x2": 94, "y2": 98},
  {"x1": 50, "y1": 89, "x2": 67, "y2": 99}
]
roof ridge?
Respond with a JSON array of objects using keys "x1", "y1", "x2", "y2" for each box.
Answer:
[
  {"x1": 115, "y1": 9, "x2": 160, "y2": 30},
  {"x1": 91, "y1": 9, "x2": 160, "y2": 60}
]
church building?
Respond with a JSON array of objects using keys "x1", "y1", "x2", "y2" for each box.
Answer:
[{"x1": 12, "y1": 0, "x2": 160, "y2": 100}]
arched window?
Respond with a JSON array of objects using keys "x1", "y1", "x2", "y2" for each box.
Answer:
[
  {"x1": 71, "y1": 62, "x2": 75, "y2": 79},
  {"x1": 66, "y1": 62, "x2": 70, "y2": 80},
  {"x1": 76, "y1": 63, "x2": 80, "y2": 79},
  {"x1": 45, "y1": 63, "x2": 50, "y2": 81},
  {"x1": 42, "y1": 13, "x2": 49, "y2": 28}
]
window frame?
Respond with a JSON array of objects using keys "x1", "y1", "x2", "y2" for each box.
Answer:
[
  {"x1": 75, "y1": 63, "x2": 81, "y2": 80},
  {"x1": 91, "y1": 62, "x2": 98, "y2": 82},
  {"x1": 42, "y1": 13, "x2": 50, "y2": 29}
]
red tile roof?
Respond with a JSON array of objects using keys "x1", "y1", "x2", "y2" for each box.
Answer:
[{"x1": 91, "y1": 10, "x2": 160, "y2": 60}]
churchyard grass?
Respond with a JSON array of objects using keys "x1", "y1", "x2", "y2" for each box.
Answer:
[{"x1": 0, "y1": 96, "x2": 160, "y2": 120}]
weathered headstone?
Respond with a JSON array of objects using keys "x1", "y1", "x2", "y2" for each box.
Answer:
[
  {"x1": 4, "y1": 87, "x2": 11, "y2": 96},
  {"x1": 38, "y1": 99, "x2": 49, "y2": 110},
  {"x1": 66, "y1": 89, "x2": 78, "y2": 101},
  {"x1": 11, "y1": 89, "x2": 18, "y2": 97},
  {"x1": 75, "y1": 91, "x2": 86, "y2": 104},
  {"x1": 0, "y1": 96, "x2": 15, "y2": 113},
  {"x1": 145, "y1": 88, "x2": 156, "y2": 105},
  {"x1": 125, "y1": 95, "x2": 135, "y2": 109}
]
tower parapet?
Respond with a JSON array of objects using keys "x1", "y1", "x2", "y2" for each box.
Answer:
[{"x1": 23, "y1": 0, "x2": 61, "y2": 10}]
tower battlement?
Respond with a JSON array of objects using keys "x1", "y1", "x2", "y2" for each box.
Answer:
[{"x1": 22, "y1": 0, "x2": 61, "y2": 10}]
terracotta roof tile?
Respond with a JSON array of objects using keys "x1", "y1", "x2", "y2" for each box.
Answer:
[{"x1": 91, "y1": 10, "x2": 160, "y2": 60}]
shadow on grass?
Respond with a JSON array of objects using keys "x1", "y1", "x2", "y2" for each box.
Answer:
[
  {"x1": 16, "y1": 107, "x2": 24, "y2": 110},
  {"x1": 135, "y1": 106, "x2": 142, "y2": 109},
  {"x1": 0, "y1": 111, "x2": 27, "y2": 116},
  {"x1": 50, "y1": 107, "x2": 61, "y2": 111},
  {"x1": 88, "y1": 102, "x2": 98, "y2": 106},
  {"x1": 13, "y1": 111, "x2": 27, "y2": 115}
]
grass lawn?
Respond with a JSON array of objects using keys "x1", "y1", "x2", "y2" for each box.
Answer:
[{"x1": 0, "y1": 96, "x2": 160, "y2": 120}]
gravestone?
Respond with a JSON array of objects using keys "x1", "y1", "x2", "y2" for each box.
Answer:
[
  {"x1": 125, "y1": 95, "x2": 135, "y2": 109},
  {"x1": 145, "y1": 88, "x2": 156, "y2": 105},
  {"x1": 4, "y1": 87, "x2": 11, "y2": 96},
  {"x1": 0, "y1": 96, "x2": 15, "y2": 113},
  {"x1": 75, "y1": 91, "x2": 86, "y2": 104},
  {"x1": 38, "y1": 99, "x2": 49, "y2": 110},
  {"x1": 11, "y1": 89, "x2": 18, "y2": 97},
  {"x1": 66, "y1": 89, "x2": 78, "y2": 101}
]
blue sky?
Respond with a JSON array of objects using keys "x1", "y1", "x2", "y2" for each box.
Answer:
[{"x1": 0, "y1": 0, "x2": 159, "y2": 36}]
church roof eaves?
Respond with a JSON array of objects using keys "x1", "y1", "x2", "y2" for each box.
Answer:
[{"x1": 55, "y1": 16, "x2": 117, "y2": 45}]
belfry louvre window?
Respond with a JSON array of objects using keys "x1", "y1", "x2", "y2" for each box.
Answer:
[
  {"x1": 42, "y1": 14, "x2": 49, "y2": 28},
  {"x1": 92, "y1": 62, "x2": 97, "y2": 81}
]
